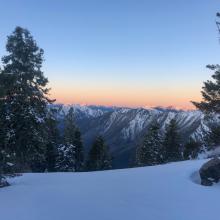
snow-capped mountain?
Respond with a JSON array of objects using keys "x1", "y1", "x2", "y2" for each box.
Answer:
[{"x1": 56, "y1": 104, "x2": 217, "y2": 168}]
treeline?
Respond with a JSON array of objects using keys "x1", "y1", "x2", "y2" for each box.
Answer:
[
  {"x1": 135, "y1": 118, "x2": 200, "y2": 166},
  {"x1": 0, "y1": 27, "x2": 112, "y2": 186},
  {"x1": 135, "y1": 117, "x2": 220, "y2": 167}
]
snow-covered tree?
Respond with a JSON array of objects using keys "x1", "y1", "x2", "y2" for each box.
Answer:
[
  {"x1": 45, "y1": 108, "x2": 60, "y2": 172},
  {"x1": 136, "y1": 121, "x2": 164, "y2": 166},
  {"x1": 86, "y1": 136, "x2": 112, "y2": 171},
  {"x1": 0, "y1": 27, "x2": 54, "y2": 172},
  {"x1": 63, "y1": 107, "x2": 84, "y2": 171},
  {"x1": 0, "y1": 69, "x2": 10, "y2": 186},
  {"x1": 163, "y1": 119, "x2": 182, "y2": 162},
  {"x1": 56, "y1": 144, "x2": 76, "y2": 172},
  {"x1": 204, "y1": 123, "x2": 220, "y2": 150}
]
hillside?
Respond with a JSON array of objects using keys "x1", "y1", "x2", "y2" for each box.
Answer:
[
  {"x1": 56, "y1": 105, "x2": 216, "y2": 168},
  {"x1": 1, "y1": 159, "x2": 219, "y2": 220}
]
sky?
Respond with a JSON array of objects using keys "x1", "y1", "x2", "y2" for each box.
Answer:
[{"x1": 0, "y1": 0, "x2": 220, "y2": 109}]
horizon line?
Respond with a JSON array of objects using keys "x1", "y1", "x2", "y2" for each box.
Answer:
[{"x1": 54, "y1": 101, "x2": 197, "y2": 111}]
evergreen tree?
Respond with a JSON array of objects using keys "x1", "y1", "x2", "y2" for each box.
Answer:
[
  {"x1": 0, "y1": 70, "x2": 9, "y2": 185},
  {"x1": 0, "y1": 27, "x2": 54, "y2": 172},
  {"x1": 86, "y1": 136, "x2": 112, "y2": 171},
  {"x1": 192, "y1": 13, "x2": 220, "y2": 150},
  {"x1": 64, "y1": 107, "x2": 76, "y2": 145},
  {"x1": 63, "y1": 107, "x2": 84, "y2": 171},
  {"x1": 205, "y1": 123, "x2": 220, "y2": 149},
  {"x1": 163, "y1": 119, "x2": 182, "y2": 162},
  {"x1": 73, "y1": 128, "x2": 84, "y2": 171},
  {"x1": 45, "y1": 108, "x2": 60, "y2": 172},
  {"x1": 192, "y1": 64, "x2": 220, "y2": 113},
  {"x1": 183, "y1": 138, "x2": 201, "y2": 160},
  {"x1": 192, "y1": 13, "x2": 220, "y2": 113},
  {"x1": 136, "y1": 121, "x2": 164, "y2": 166},
  {"x1": 56, "y1": 144, "x2": 76, "y2": 172}
]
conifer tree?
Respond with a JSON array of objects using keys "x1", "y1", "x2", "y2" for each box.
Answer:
[
  {"x1": 192, "y1": 13, "x2": 220, "y2": 113},
  {"x1": 136, "y1": 121, "x2": 164, "y2": 166},
  {"x1": 56, "y1": 144, "x2": 76, "y2": 172},
  {"x1": 192, "y1": 64, "x2": 220, "y2": 113},
  {"x1": 86, "y1": 136, "x2": 112, "y2": 171},
  {"x1": 192, "y1": 13, "x2": 220, "y2": 150},
  {"x1": 0, "y1": 73, "x2": 10, "y2": 185},
  {"x1": 163, "y1": 119, "x2": 182, "y2": 162},
  {"x1": 73, "y1": 128, "x2": 84, "y2": 171},
  {"x1": 63, "y1": 107, "x2": 84, "y2": 171},
  {"x1": 45, "y1": 108, "x2": 60, "y2": 172},
  {"x1": 205, "y1": 123, "x2": 220, "y2": 149},
  {"x1": 0, "y1": 27, "x2": 54, "y2": 172},
  {"x1": 64, "y1": 107, "x2": 76, "y2": 145},
  {"x1": 183, "y1": 138, "x2": 201, "y2": 160}
]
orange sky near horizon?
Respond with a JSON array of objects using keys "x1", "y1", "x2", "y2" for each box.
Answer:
[{"x1": 49, "y1": 82, "x2": 202, "y2": 110}]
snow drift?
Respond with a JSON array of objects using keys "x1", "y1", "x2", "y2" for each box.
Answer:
[{"x1": 0, "y1": 159, "x2": 219, "y2": 220}]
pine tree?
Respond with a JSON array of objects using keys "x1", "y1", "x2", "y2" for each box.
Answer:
[
  {"x1": 205, "y1": 123, "x2": 220, "y2": 149},
  {"x1": 136, "y1": 121, "x2": 164, "y2": 166},
  {"x1": 45, "y1": 108, "x2": 60, "y2": 172},
  {"x1": 192, "y1": 13, "x2": 220, "y2": 113},
  {"x1": 64, "y1": 107, "x2": 76, "y2": 145},
  {"x1": 56, "y1": 144, "x2": 76, "y2": 172},
  {"x1": 0, "y1": 72, "x2": 10, "y2": 185},
  {"x1": 192, "y1": 64, "x2": 220, "y2": 113},
  {"x1": 63, "y1": 107, "x2": 84, "y2": 171},
  {"x1": 183, "y1": 138, "x2": 201, "y2": 160},
  {"x1": 192, "y1": 13, "x2": 220, "y2": 150},
  {"x1": 73, "y1": 128, "x2": 84, "y2": 171},
  {"x1": 163, "y1": 119, "x2": 182, "y2": 162},
  {"x1": 86, "y1": 136, "x2": 112, "y2": 171},
  {"x1": 0, "y1": 27, "x2": 54, "y2": 172}
]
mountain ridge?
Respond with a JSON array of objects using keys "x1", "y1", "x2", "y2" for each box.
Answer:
[{"x1": 54, "y1": 104, "x2": 215, "y2": 168}]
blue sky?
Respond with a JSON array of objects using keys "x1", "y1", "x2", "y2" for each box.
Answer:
[{"x1": 0, "y1": 0, "x2": 219, "y2": 108}]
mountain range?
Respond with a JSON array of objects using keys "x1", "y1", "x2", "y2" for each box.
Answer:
[{"x1": 55, "y1": 104, "x2": 216, "y2": 168}]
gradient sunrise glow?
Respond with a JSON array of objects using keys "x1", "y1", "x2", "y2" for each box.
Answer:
[
  {"x1": 48, "y1": 74, "x2": 202, "y2": 109},
  {"x1": 0, "y1": 0, "x2": 220, "y2": 109}
]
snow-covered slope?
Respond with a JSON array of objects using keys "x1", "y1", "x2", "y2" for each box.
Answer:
[{"x1": 1, "y1": 159, "x2": 219, "y2": 220}]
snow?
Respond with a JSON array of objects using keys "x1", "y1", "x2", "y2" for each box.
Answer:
[
  {"x1": 198, "y1": 146, "x2": 220, "y2": 159},
  {"x1": 61, "y1": 104, "x2": 111, "y2": 118},
  {"x1": 1, "y1": 159, "x2": 219, "y2": 220}
]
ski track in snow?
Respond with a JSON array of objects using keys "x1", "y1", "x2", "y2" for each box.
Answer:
[{"x1": 0, "y1": 159, "x2": 219, "y2": 220}]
